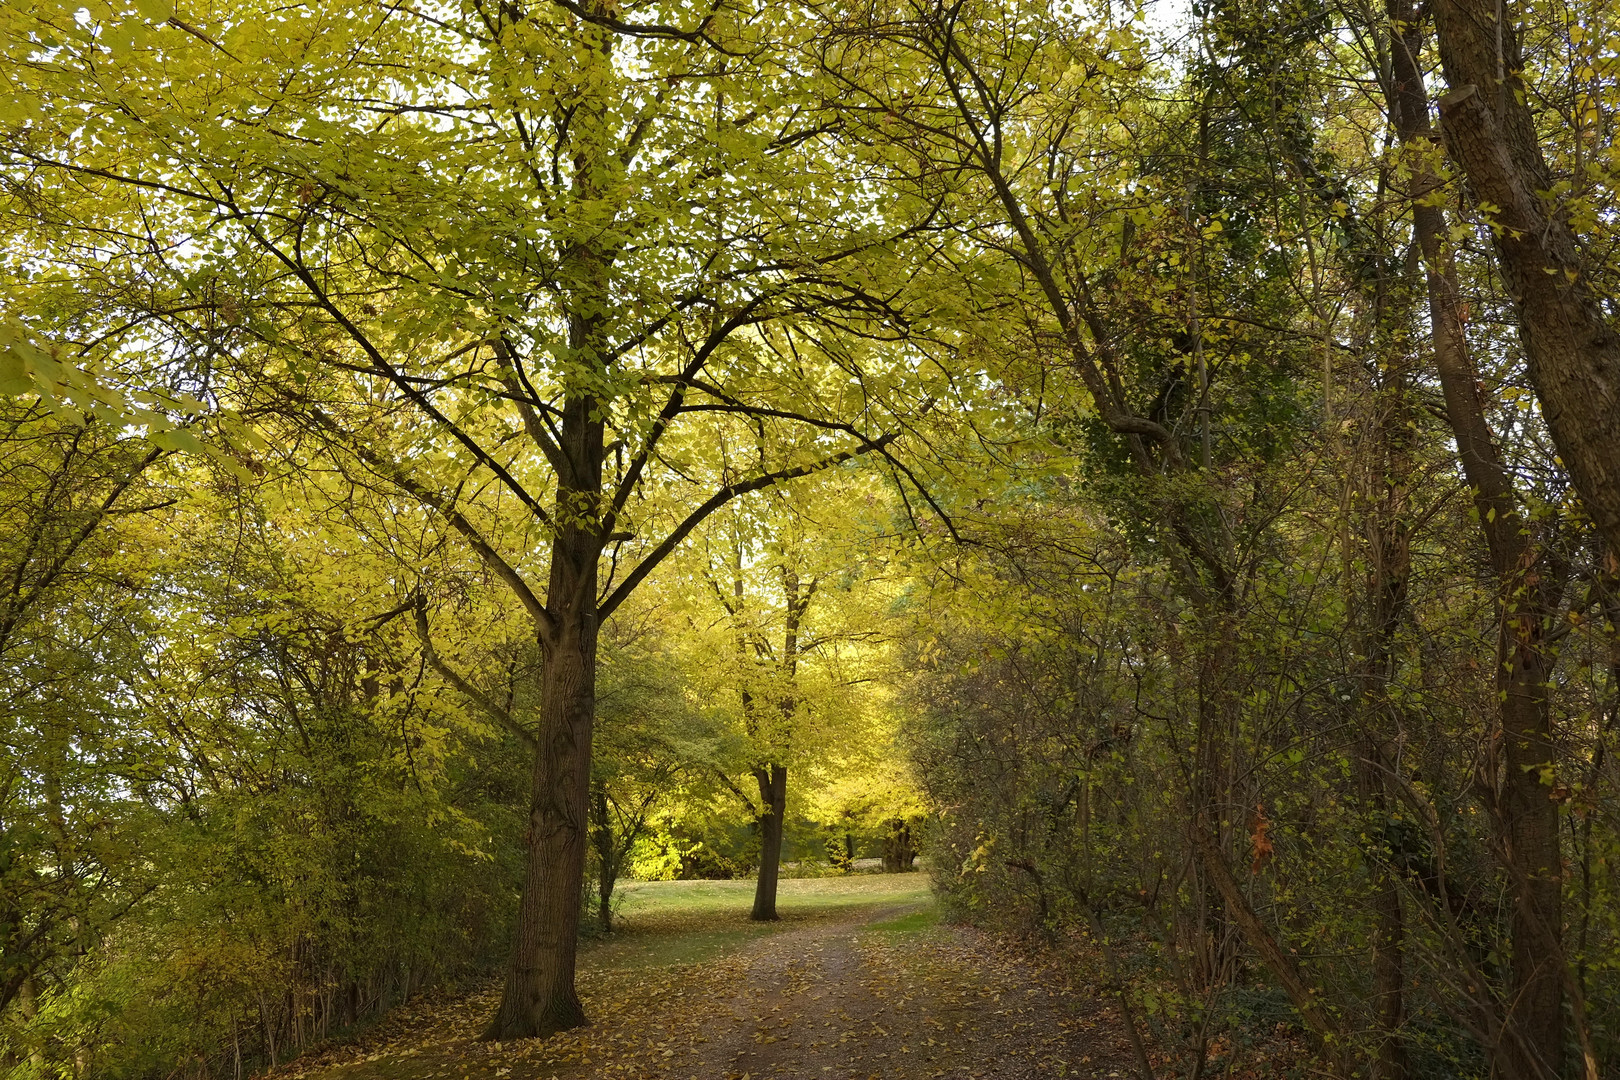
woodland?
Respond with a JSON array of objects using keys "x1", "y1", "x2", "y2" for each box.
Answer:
[{"x1": 2, "y1": 0, "x2": 1620, "y2": 1076}]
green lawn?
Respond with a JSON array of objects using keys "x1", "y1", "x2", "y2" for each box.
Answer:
[
  {"x1": 591, "y1": 872, "x2": 935, "y2": 970},
  {"x1": 864, "y1": 906, "x2": 941, "y2": 935},
  {"x1": 613, "y1": 872, "x2": 933, "y2": 919}
]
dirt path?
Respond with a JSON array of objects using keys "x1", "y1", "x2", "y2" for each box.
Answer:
[
  {"x1": 287, "y1": 893, "x2": 1138, "y2": 1080},
  {"x1": 689, "y1": 904, "x2": 1128, "y2": 1079}
]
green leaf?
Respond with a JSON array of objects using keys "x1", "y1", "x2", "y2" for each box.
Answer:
[
  {"x1": 133, "y1": 0, "x2": 174, "y2": 22},
  {"x1": 153, "y1": 428, "x2": 206, "y2": 455}
]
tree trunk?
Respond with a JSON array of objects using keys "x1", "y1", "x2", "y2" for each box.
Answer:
[
  {"x1": 483, "y1": 369, "x2": 605, "y2": 1038},
  {"x1": 1383, "y1": 8, "x2": 1569, "y2": 1072},
  {"x1": 482, "y1": 612, "x2": 597, "y2": 1040},
  {"x1": 1430, "y1": 0, "x2": 1620, "y2": 560},
  {"x1": 480, "y1": 0, "x2": 614, "y2": 1022},
  {"x1": 591, "y1": 784, "x2": 614, "y2": 934},
  {"x1": 882, "y1": 819, "x2": 917, "y2": 872},
  {"x1": 1493, "y1": 623, "x2": 1564, "y2": 1079},
  {"x1": 1339, "y1": 113, "x2": 1420, "y2": 1070},
  {"x1": 1189, "y1": 622, "x2": 1239, "y2": 995},
  {"x1": 1351, "y1": 367, "x2": 1414, "y2": 1080},
  {"x1": 17, "y1": 977, "x2": 45, "y2": 1071},
  {"x1": 752, "y1": 764, "x2": 788, "y2": 921},
  {"x1": 749, "y1": 565, "x2": 810, "y2": 920},
  {"x1": 1366, "y1": 867, "x2": 1408, "y2": 1080}
]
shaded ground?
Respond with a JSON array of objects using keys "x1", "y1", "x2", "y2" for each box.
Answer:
[{"x1": 275, "y1": 876, "x2": 1140, "y2": 1080}]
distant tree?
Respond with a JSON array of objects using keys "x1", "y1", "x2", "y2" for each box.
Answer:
[
  {"x1": 587, "y1": 608, "x2": 722, "y2": 933},
  {"x1": 680, "y1": 477, "x2": 895, "y2": 918}
]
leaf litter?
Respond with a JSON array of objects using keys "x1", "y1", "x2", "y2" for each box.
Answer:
[{"x1": 268, "y1": 885, "x2": 1142, "y2": 1080}]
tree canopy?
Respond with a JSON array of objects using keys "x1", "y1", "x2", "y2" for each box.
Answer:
[{"x1": 5, "y1": 0, "x2": 1620, "y2": 1074}]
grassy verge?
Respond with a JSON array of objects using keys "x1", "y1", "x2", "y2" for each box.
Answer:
[
  {"x1": 614, "y1": 873, "x2": 932, "y2": 921},
  {"x1": 595, "y1": 873, "x2": 934, "y2": 969},
  {"x1": 864, "y1": 907, "x2": 940, "y2": 935}
]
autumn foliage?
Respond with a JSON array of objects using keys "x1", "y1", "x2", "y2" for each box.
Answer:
[{"x1": 4, "y1": 0, "x2": 1620, "y2": 1075}]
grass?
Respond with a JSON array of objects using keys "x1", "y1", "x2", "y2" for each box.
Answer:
[
  {"x1": 865, "y1": 907, "x2": 940, "y2": 935},
  {"x1": 594, "y1": 873, "x2": 935, "y2": 970},
  {"x1": 614, "y1": 872, "x2": 932, "y2": 919}
]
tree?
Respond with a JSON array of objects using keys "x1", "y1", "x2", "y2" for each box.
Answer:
[
  {"x1": 818, "y1": 0, "x2": 1358, "y2": 1059},
  {"x1": 1429, "y1": 0, "x2": 1620, "y2": 559},
  {"x1": 78, "y1": 474, "x2": 520, "y2": 1079},
  {"x1": 0, "y1": 400, "x2": 164, "y2": 1023},
  {"x1": 867, "y1": 0, "x2": 1620, "y2": 1073},
  {"x1": 1373, "y1": 1, "x2": 1598, "y2": 1069},
  {"x1": 809, "y1": 747, "x2": 928, "y2": 873},
  {"x1": 708, "y1": 529, "x2": 816, "y2": 923},
  {"x1": 588, "y1": 605, "x2": 720, "y2": 933},
  {"x1": 681, "y1": 476, "x2": 893, "y2": 918},
  {"x1": 7, "y1": 0, "x2": 1620, "y2": 1074},
  {"x1": 2, "y1": 0, "x2": 947, "y2": 1037}
]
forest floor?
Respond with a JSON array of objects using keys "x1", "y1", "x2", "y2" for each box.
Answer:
[{"x1": 273, "y1": 874, "x2": 1148, "y2": 1080}]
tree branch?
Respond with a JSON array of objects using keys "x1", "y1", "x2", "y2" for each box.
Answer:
[
  {"x1": 413, "y1": 594, "x2": 539, "y2": 753},
  {"x1": 308, "y1": 408, "x2": 557, "y2": 640},
  {"x1": 597, "y1": 432, "x2": 897, "y2": 619}
]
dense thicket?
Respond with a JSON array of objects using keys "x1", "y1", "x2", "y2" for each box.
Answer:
[
  {"x1": 0, "y1": 432, "x2": 527, "y2": 1075},
  {"x1": 4, "y1": 0, "x2": 1620, "y2": 1075},
  {"x1": 887, "y1": 0, "x2": 1620, "y2": 1075}
]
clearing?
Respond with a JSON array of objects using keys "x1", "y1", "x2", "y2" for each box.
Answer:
[{"x1": 277, "y1": 875, "x2": 1139, "y2": 1080}]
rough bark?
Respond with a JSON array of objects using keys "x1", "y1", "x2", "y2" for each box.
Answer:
[
  {"x1": 1385, "y1": 7, "x2": 1567, "y2": 1072},
  {"x1": 751, "y1": 764, "x2": 788, "y2": 921},
  {"x1": 482, "y1": 609, "x2": 598, "y2": 1040},
  {"x1": 1431, "y1": 0, "x2": 1620, "y2": 558}
]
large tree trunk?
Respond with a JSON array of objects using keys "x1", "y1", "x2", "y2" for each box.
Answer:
[
  {"x1": 482, "y1": 607, "x2": 598, "y2": 1040},
  {"x1": 1384, "y1": 9, "x2": 1568, "y2": 1071},
  {"x1": 881, "y1": 819, "x2": 917, "y2": 872},
  {"x1": 1431, "y1": 0, "x2": 1620, "y2": 559},
  {"x1": 751, "y1": 764, "x2": 788, "y2": 921},
  {"x1": 478, "y1": 0, "x2": 615, "y2": 1021},
  {"x1": 483, "y1": 243, "x2": 607, "y2": 1041}
]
